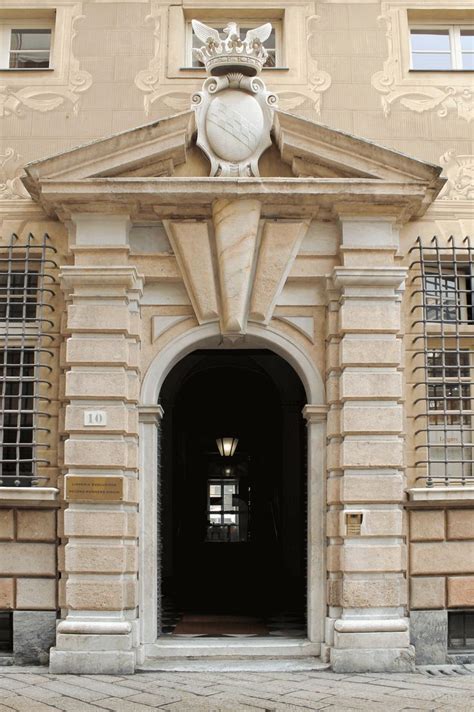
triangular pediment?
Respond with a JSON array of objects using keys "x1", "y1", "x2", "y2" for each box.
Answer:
[
  {"x1": 273, "y1": 111, "x2": 442, "y2": 184},
  {"x1": 22, "y1": 106, "x2": 443, "y2": 189},
  {"x1": 23, "y1": 111, "x2": 196, "y2": 189}
]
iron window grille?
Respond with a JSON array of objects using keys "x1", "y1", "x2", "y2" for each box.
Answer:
[
  {"x1": 448, "y1": 611, "x2": 474, "y2": 650},
  {"x1": 410, "y1": 236, "x2": 474, "y2": 487},
  {"x1": 0, "y1": 233, "x2": 57, "y2": 487},
  {"x1": 0, "y1": 612, "x2": 12, "y2": 652}
]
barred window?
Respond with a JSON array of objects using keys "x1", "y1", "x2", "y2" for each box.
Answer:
[
  {"x1": 411, "y1": 236, "x2": 474, "y2": 487},
  {"x1": 449, "y1": 611, "x2": 474, "y2": 650},
  {"x1": 0, "y1": 349, "x2": 35, "y2": 485},
  {"x1": 0, "y1": 271, "x2": 38, "y2": 321},
  {"x1": 424, "y1": 268, "x2": 472, "y2": 322},
  {"x1": 0, "y1": 233, "x2": 57, "y2": 487},
  {"x1": 427, "y1": 350, "x2": 471, "y2": 426}
]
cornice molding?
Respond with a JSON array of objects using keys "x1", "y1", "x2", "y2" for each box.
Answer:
[
  {"x1": 29, "y1": 177, "x2": 440, "y2": 222},
  {"x1": 22, "y1": 111, "x2": 195, "y2": 186}
]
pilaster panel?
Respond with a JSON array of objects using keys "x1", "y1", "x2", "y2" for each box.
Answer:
[
  {"x1": 50, "y1": 215, "x2": 142, "y2": 675},
  {"x1": 328, "y1": 217, "x2": 414, "y2": 673}
]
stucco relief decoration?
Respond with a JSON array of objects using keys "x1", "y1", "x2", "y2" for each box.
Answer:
[
  {"x1": 372, "y1": 8, "x2": 473, "y2": 122},
  {"x1": 191, "y1": 20, "x2": 278, "y2": 177},
  {"x1": 439, "y1": 151, "x2": 474, "y2": 201},
  {"x1": 134, "y1": 5, "x2": 164, "y2": 114},
  {"x1": 279, "y1": 14, "x2": 331, "y2": 114},
  {"x1": 0, "y1": 148, "x2": 29, "y2": 199},
  {"x1": 0, "y1": 10, "x2": 91, "y2": 117},
  {"x1": 134, "y1": 5, "x2": 190, "y2": 115}
]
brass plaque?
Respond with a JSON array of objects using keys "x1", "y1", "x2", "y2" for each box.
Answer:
[{"x1": 66, "y1": 476, "x2": 123, "y2": 502}]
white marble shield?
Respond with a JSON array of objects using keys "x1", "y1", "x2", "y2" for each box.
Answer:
[
  {"x1": 192, "y1": 74, "x2": 278, "y2": 177},
  {"x1": 205, "y1": 90, "x2": 264, "y2": 164}
]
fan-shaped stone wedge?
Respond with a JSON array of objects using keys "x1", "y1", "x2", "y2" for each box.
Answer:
[
  {"x1": 163, "y1": 221, "x2": 219, "y2": 324},
  {"x1": 213, "y1": 198, "x2": 261, "y2": 335},
  {"x1": 249, "y1": 220, "x2": 310, "y2": 324}
]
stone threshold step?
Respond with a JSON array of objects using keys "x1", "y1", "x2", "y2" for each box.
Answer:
[
  {"x1": 137, "y1": 657, "x2": 329, "y2": 673},
  {"x1": 145, "y1": 637, "x2": 319, "y2": 659},
  {"x1": 0, "y1": 655, "x2": 14, "y2": 666}
]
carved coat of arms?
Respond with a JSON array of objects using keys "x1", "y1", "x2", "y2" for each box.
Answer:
[{"x1": 191, "y1": 21, "x2": 278, "y2": 177}]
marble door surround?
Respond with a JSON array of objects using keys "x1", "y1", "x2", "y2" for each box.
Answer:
[{"x1": 20, "y1": 104, "x2": 444, "y2": 674}]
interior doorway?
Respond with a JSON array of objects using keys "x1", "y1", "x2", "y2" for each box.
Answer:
[{"x1": 159, "y1": 349, "x2": 307, "y2": 638}]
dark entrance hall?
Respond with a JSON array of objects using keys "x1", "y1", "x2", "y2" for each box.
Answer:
[{"x1": 159, "y1": 350, "x2": 307, "y2": 637}]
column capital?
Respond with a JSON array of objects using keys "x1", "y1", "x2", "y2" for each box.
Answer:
[
  {"x1": 138, "y1": 404, "x2": 164, "y2": 424},
  {"x1": 59, "y1": 265, "x2": 144, "y2": 293},
  {"x1": 303, "y1": 404, "x2": 328, "y2": 423},
  {"x1": 335, "y1": 214, "x2": 400, "y2": 250},
  {"x1": 333, "y1": 266, "x2": 407, "y2": 290},
  {"x1": 70, "y1": 212, "x2": 131, "y2": 247}
]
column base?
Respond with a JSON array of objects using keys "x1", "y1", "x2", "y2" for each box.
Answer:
[
  {"x1": 329, "y1": 617, "x2": 416, "y2": 672},
  {"x1": 331, "y1": 646, "x2": 415, "y2": 673},
  {"x1": 50, "y1": 649, "x2": 136, "y2": 674}
]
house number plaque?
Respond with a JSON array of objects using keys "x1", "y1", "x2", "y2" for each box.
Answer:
[
  {"x1": 84, "y1": 410, "x2": 107, "y2": 426},
  {"x1": 65, "y1": 476, "x2": 123, "y2": 502}
]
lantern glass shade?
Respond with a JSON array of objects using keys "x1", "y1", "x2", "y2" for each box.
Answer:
[{"x1": 216, "y1": 437, "x2": 238, "y2": 457}]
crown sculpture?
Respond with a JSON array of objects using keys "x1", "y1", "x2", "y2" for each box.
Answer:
[{"x1": 191, "y1": 20, "x2": 278, "y2": 177}]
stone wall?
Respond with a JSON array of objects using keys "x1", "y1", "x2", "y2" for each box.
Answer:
[
  {"x1": 410, "y1": 508, "x2": 474, "y2": 610},
  {"x1": 0, "y1": 0, "x2": 472, "y2": 184},
  {"x1": 0, "y1": 508, "x2": 57, "y2": 611}
]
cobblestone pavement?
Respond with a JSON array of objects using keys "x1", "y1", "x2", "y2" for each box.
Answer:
[{"x1": 0, "y1": 666, "x2": 474, "y2": 711}]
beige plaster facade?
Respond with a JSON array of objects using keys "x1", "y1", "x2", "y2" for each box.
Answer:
[{"x1": 0, "y1": 0, "x2": 473, "y2": 674}]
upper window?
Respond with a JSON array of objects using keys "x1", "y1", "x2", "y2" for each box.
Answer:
[
  {"x1": 410, "y1": 26, "x2": 474, "y2": 70},
  {"x1": 186, "y1": 20, "x2": 280, "y2": 69},
  {"x1": 0, "y1": 20, "x2": 52, "y2": 70}
]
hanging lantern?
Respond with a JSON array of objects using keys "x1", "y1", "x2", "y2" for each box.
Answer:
[{"x1": 216, "y1": 436, "x2": 238, "y2": 457}]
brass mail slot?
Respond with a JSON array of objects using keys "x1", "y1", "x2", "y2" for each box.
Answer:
[{"x1": 66, "y1": 476, "x2": 123, "y2": 502}]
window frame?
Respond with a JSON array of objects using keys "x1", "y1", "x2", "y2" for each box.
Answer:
[
  {"x1": 448, "y1": 610, "x2": 474, "y2": 650},
  {"x1": 372, "y1": 2, "x2": 474, "y2": 121},
  {"x1": 184, "y1": 18, "x2": 282, "y2": 70},
  {"x1": 0, "y1": 18, "x2": 54, "y2": 71},
  {"x1": 423, "y1": 266, "x2": 472, "y2": 324},
  {"x1": 410, "y1": 23, "x2": 474, "y2": 71},
  {"x1": 426, "y1": 348, "x2": 473, "y2": 483},
  {"x1": 0, "y1": 347, "x2": 36, "y2": 485}
]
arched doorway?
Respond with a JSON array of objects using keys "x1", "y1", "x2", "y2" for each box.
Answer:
[
  {"x1": 159, "y1": 350, "x2": 306, "y2": 636},
  {"x1": 139, "y1": 323, "x2": 326, "y2": 656}
]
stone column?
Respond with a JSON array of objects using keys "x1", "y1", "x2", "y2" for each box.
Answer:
[
  {"x1": 138, "y1": 404, "x2": 163, "y2": 660},
  {"x1": 303, "y1": 405, "x2": 328, "y2": 648},
  {"x1": 50, "y1": 215, "x2": 143, "y2": 674},
  {"x1": 329, "y1": 217, "x2": 414, "y2": 673}
]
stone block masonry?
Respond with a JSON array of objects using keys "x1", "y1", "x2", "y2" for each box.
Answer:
[
  {"x1": 326, "y1": 217, "x2": 414, "y2": 673},
  {"x1": 50, "y1": 216, "x2": 143, "y2": 675},
  {"x1": 0, "y1": 508, "x2": 57, "y2": 610},
  {"x1": 409, "y1": 507, "x2": 474, "y2": 664},
  {"x1": 410, "y1": 508, "x2": 474, "y2": 610}
]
